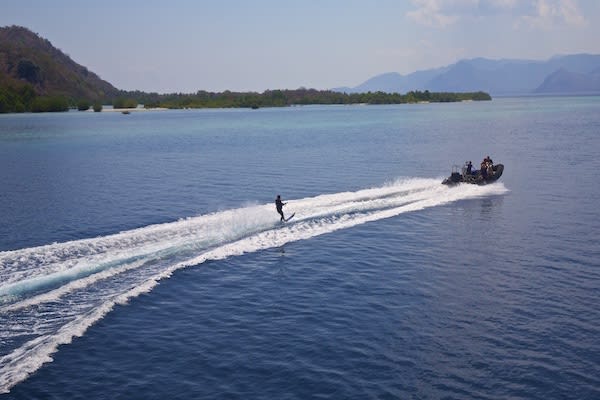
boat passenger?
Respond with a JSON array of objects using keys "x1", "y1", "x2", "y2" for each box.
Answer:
[
  {"x1": 466, "y1": 161, "x2": 472, "y2": 175},
  {"x1": 480, "y1": 160, "x2": 488, "y2": 179}
]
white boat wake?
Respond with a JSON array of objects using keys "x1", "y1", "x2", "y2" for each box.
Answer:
[{"x1": 0, "y1": 178, "x2": 508, "y2": 393}]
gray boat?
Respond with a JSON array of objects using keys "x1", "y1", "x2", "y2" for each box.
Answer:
[{"x1": 442, "y1": 163, "x2": 504, "y2": 185}]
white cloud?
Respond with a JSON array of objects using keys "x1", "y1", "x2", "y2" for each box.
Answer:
[
  {"x1": 406, "y1": 0, "x2": 462, "y2": 28},
  {"x1": 407, "y1": 0, "x2": 586, "y2": 28},
  {"x1": 489, "y1": 0, "x2": 518, "y2": 8},
  {"x1": 556, "y1": 0, "x2": 586, "y2": 26},
  {"x1": 518, "y1": 0, "x2": 586, "y2": 29}
]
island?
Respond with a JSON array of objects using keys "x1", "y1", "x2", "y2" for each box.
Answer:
[{"x1": 0, "y1": 25, "x2": 491, "y2": 114}]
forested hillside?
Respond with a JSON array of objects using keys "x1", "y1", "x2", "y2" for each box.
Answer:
[
  {"x1": 0, "y1": 25, "x2": 491, "y2": 113},
  {"x1": 0, "y1": 25, "x2": 119, "y2": 112}
]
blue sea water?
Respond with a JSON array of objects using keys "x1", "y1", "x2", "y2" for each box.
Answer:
[{"x1": 0, "y1": 97, "x2": 599, "y2": 399}]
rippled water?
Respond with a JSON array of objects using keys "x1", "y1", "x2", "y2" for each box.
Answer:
[{"x1": 1, "y1": 98, "x2": 599, "y2": 399}]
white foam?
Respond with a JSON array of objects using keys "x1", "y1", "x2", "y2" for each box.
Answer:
[{"x1": 0, "y1": 178, "x2": 508, "y2": 393}]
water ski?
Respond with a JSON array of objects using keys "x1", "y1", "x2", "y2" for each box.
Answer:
[{"x1": 284, "y1": 213, "x2": 295, "y2": 222}]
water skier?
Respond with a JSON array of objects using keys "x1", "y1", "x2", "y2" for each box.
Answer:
[{"x1": 275, "y1": 195, "x2": 286, "y2": 221}]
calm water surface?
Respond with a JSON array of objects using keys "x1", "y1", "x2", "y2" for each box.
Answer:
[{"x1": 0, "y1": 97, "x2": 599, "y2": 399}]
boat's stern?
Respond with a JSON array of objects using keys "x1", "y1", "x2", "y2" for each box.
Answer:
[
  {"x1": 442, "y1": 165, "x2": 464, "y2": 185},
  {"x1": 442, "y1": 171, "x2": 463, "y2": 185}
]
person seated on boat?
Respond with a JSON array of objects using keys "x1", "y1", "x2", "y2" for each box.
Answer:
[
  {"x1": 480, "y1": 160, "x2": 488, "y2": 179},
  {"x1": 485, "y1": 155, "x2": 493, "y2": 166}
]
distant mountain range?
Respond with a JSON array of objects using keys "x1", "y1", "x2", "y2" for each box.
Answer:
[{"x1": 333, "y1": 55, "x2": 600, "y2": 96}]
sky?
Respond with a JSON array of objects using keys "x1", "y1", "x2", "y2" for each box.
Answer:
[{"x1": 1, "y1": 0, "x2": 599, "y2": 93}]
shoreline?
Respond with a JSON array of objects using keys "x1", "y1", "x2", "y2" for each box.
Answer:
[{"x1": 89, "y1": 107, "x2": 169, "y2": 113}]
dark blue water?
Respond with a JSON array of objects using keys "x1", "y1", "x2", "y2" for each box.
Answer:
[{"x1": 1, "y1": 98, "x2": 599, "y2": 399}]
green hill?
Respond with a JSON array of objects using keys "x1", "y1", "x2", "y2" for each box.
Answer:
[
  {"x1": 0, "y1": 25, "x2": 491, "y2": 113},
  {"x1": 0, "y1": 25, "x2": 119, "y2": 112}
]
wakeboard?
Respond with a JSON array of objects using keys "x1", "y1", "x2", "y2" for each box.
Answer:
[{"x1": 285, "y1": 213, "x2": 295, "y2": 222}]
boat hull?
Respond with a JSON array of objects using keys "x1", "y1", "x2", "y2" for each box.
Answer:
[{"x1": 442, "y1": 164, "x2": 504, "y2": 185}]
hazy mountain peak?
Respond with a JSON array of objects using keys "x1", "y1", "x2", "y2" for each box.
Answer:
[{"x1": 334, "y1": 54, "x2": 600, "y2": 95}]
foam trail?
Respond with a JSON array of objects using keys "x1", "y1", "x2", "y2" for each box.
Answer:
[{"x1": 0, "y1": 178, "x2": 508, "y2": 393}]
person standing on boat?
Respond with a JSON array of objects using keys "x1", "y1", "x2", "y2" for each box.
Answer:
[
  {"x1": 485, "y1": 156, "x2": 494, "y2": 178},
  {"x1": 466, "y1": 161, "x2": 473, "y2": 175}
]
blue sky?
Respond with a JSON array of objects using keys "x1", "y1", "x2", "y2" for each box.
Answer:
[{"x1": 2, "y1": 0, "x2": 599, "y2": 93}]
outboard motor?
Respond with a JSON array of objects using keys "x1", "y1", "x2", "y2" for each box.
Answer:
[
  {"x1": 449, "y1": 172, "x2": 462, "y2": 183},
  {"x1": 442, "y1": 169, "x2": 463, "y2": 185}
]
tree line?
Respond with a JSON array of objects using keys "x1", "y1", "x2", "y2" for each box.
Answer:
[
  {"x1": 0, "y1": 85, "x2": 491, "y2": 114},
  {"x1": 136, "y1": 88, "x2": 491, "y2": 109}
]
